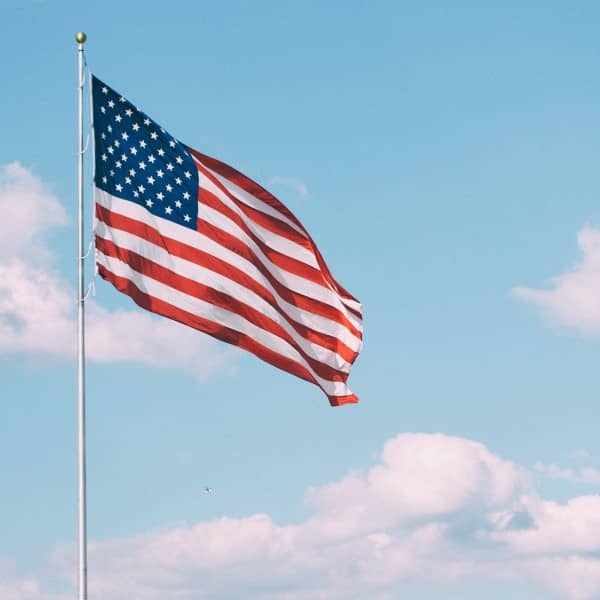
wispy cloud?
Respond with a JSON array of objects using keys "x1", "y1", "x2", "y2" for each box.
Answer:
[
  {"x1": 0, "y1": 162, "x2": 234, "y2": 379},
  {"x1": 534, "y1": 461, "x2": 600, "y2": 485},
  {"x1": 268, "y1": 176, "x2": 310, "y2": 198},
  {"x1": 10, "y1": 431, "x2": 600, "y2": 599},
  {"x1": 513, "y1": 227, "x2": 600, "y2": 335},
  {"x1": 569, "y1": 449, "x2": 591, "y2": 459}
]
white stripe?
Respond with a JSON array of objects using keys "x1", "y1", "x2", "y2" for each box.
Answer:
[
  {"x1": 197, "y1": 200, "x2": 363, "y2": 329},
  {"x1": 198, "y1": 161, "x2": 363, "y2": 316},
  {"x1": 96, "y1": 251, "x2": 352, "y2": 397},
  {"x1": 191, "y1": 155, "x2": 306, "y2": 238},
  {"x1": 95, "y1": 221, "x2": 353, "y2": 372},
  {"x1": 341, "y1": 297, "x2": 362, "y2": 313},
  {"x1": 197, "y1": 169, "x2": 320, "y2": 270},
  {"x1": 95, "y1": 188, "x2": 363, "y2": 336},
  {"x1": 195, "y1": 232, "x2": 361, "y2": 351},
  {"x1": 95, "y1": 194, "x2": 361, "y2": 351},
  {"x1": 96, "y1": 192, "x2": 362, "y2": 352}
]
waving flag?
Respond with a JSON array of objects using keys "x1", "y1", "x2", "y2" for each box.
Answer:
[{"x1": 91, "y1": 75, "x2": 362, "y2": 406}]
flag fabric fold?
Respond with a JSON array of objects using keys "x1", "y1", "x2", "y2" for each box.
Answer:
[{"x1": 91, "y1": 75, "x2": 362, "y2": 406}]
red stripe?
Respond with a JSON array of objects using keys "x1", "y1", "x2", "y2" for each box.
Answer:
[
  {"x1": 96, "y1": 203, "x2": 362, "y2": 343},
  {"x1": 194, "y1": 158, "x2": 315, "y2": 253},
  {"x1": 200, "y1": 186, "x2": 328, "y2": 289},
  {"x1": 95, "y1": 217, "x2": 358, "y2": 363},
  {"x1": 97, "y1": 264, "x2": 353, "y2": 406},
  {"x1": 329, "y1": 393, "x2": 359, "y2": 407},
  {"x1": 96, "y1": 236, "x2": 350, "y2": 383},
  {"x1": 234, "y1": 198, "x2": 313, "y2": 250},
  {"x1": 188, "y1": 146, "x2": 363, "y2": 309},
  {"x1": 198, "y1": 218, "x2": 361, "y2": 341},
  {"x1": 188, "y1": 147, "x2": 310, "y2": 234}
]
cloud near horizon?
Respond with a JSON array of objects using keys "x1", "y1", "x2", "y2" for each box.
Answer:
[
  {"x1": 5, "y1": 432, "x2": 600, "y2": 600},
  {"x1": 513, "y1": 227, "x2": 600, "y2": 336},
  {"x1": 0, "y1": 161, "x2": 233, "y2": 378}
]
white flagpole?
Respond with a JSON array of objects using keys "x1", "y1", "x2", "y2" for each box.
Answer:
[{"x1": 75, "y1": 30, "x2": 88, "y2": 600}]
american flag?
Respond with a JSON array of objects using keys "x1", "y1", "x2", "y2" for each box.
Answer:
[{"x1": 92, "y1": 75, "x2": 362, "y2": 406}]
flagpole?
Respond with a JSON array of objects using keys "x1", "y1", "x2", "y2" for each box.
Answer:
[{"x1": 76, "y1": 30, "x2": 88, "y2": 600}]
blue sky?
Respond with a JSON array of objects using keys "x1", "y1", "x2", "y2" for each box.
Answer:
[{"x1": 2, "y1": 1, "x2": 600, "y2": 598}]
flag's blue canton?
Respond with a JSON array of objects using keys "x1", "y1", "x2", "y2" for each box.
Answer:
[{"x1": 92, "y1": 75, "x2": 198, "y2": 230}]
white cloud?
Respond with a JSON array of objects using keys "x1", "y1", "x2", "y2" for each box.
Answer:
[
  {"x1": 514, "y1": 227, "x2": 600, "y2": 335},
  {"x1": 0, "y1": 560, "x2": 68, "y2": 600},
  {"x1": 12, "y1": 432, "x2": 600, "y2": 599},
  {"x1": 86, "y1": 303, "x2": 233, "y2": 378},
  {"x1": 0, "y1": 162, "x2": 232, "y2": 378},
  {"x1": 534, "y1": 461, "x2": 600, "y2": 485},
  {"x1": 569, "y1": 449, "x2": 591, "y2": 459},
  {"x1": 524, "y1": 557, "x2": 600, "y2": 600},
  {"x1": 494, "y1": 494, "x2": 600, "y2": 556},
  {"x1": 268, "y1": 176, "x2": 309, "y2": 198},
  {"x1": 303, "y1": 433, "x2": 527, "y2": 539},
  {"x1": 0, "y1": 161, "x2": 67, "y2": 263}
]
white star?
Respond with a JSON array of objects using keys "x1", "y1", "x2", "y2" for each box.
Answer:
[
  {"x1": 102, "y1": 86, "x2": 108, "y2": 94},
  {"x1": 114, "y1": 140, "x2": 120, "y2": 148},
  {"x1": 133, "y1": 191, "x2": 139, "y2": 198},
  {"x1": 115, "y1": 184, "x2": 123, "y2": 192},
  {"x1": 121, "y1": 154, "x2": 128, "y2": 162},
  {"x1": 157, "y1": 192, "x2": 164, "y2": 200},
  {"x1": 132, "y1": 123, "x2": 140, "y2": 131},
  {"x1": 125, "y1": 177, "x2": 132, "y2": 184},
  {"x1": 139, "y1": 140, "x2": 147, "y2": 149},
  {"x1": 115, "y1": 161, "x2": 122, "y2": 168},
  {"x1": 166, "y1": 163, "x2": 174, "y2": 171},
  {"x1": 107, "y1": 125, "x2": 112, "y2": 133},
  {"x1": 107, "y1": 146, "x2": 114, "y2": 154},
  {"x1": 130, "y1": 147, "x2": 138, "y2": 155},
  {"x1": 156, "y1": 169, "x2": 164, "y2": 178},
  {"x1": 148, "y1": 155, "x2": 156, "y2": 163},
  {"x1": 146, "y1": 199, "x2": 153, "y2": 207},
  {"x1": 175, "y1": 200, "x2": 182, "y2": 208},
  {"x1": 108, "y1": 100, "x2": 115, "y2": 108},
  {"x1": 102, "y1": 176, "x2": 108, "y2": 184},
  {"x1": 165, "y1": 184, "x2": 173, "y2": 192},
  {"x1": 121, "y1": 132, "x2": 129, "y2": 141},
  {"x1": 129, "y1": 168, "x2": 136, "y2": 176},
  {"x1": 109, "y1": 170, "x2": 115, "y2": 177},
  {"x1": 183, "y1": 191, "x2": 191, "y2": 200},
  {"x1": 184, "y1": 171, "x2": 192, "y2": 179},
  {"x1": 175, "y1": 156, "x2": 183, "y2": 165},
  {"x1": 157, "y1": 148, "x2": 165, "y2": 157},
  {"x1": 138, "y1": 184, "x2": 146, "y2": 193},
  {"x1": 100, "y1": 106, "x2": 106, "y2": 114},
  {"x1": 144, "y1": 118, "x2": 150, "y2": 126},
  {"x1": 119, "y1": 96, "x2": 126, "y2": 103},
  {"x1": 175, "y1": 177, "x2": 182, "y2": 185},
  {"x1": 147, "y1": 176, "x2": 155, "y2": 185},
  {"x1": 101, "y1": 153, "x2": 108, "y2": 162},
  {"x1": 151, "y1": 132, "x2": 158, "y2": 140},
  {"x1": 184, "y1": 214, "x2": 191, "y2": 222},
  {"x1": 115, "y1": 114, "x2": 122, "y2": 123},
  {"x1": 125, "y1": 109, "x2": 133, "y2": 116},
  {"x1": 165, "y1": 206, "x2": 173, "y2": 215},
  {"x1": 101, "y1": 132, "x2": 106, "y2": 140},
  {"x1": 139, "y1": 161, "x2": 146, "y2": 170},
  {"x1": 169, "y1": 140, "x2": 176, "y2": 148}
]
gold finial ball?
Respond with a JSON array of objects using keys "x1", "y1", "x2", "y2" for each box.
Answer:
[{"x1": 75, "y1": 32, "x2": 87, "y2": 44}]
